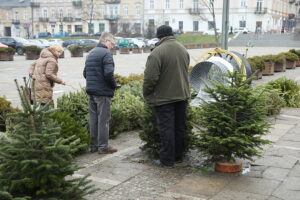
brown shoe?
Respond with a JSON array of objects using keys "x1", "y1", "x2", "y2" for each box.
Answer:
[{"x1": 98, "y1": 146, "x2": 118, "y2": 154}]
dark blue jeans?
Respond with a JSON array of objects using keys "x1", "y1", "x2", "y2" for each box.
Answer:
[{"x1": 154, "y1": 100, "x2": 187, "y2": 166}]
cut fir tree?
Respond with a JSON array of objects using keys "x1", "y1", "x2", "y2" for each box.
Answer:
[
  {"x1": 195, "y1": 71, "x2": 271, "y2": 172},
  {"x1": 0, "y1": 78, "x2": 96, "y2": 199}
]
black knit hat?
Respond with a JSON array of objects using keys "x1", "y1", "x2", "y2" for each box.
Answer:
[{"x1": 156, "y1": 25, "x2": 174, "y2": 39}]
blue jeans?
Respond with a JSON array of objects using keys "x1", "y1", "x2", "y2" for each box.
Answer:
[{"x1": 88, "y1": 95, "x2": 111, "y2": 151}]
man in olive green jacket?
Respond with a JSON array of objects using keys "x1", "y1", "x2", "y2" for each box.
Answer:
[{"x1": 143, "y1": 25, "x2": 190, "y2": 167}]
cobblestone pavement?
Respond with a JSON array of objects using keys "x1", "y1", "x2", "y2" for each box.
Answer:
[{"x1": 1, "y1": 46, "x2": 300, "y2": 199}]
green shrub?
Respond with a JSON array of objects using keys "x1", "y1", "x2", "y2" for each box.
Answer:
[
  {"x1": 83, "y1": 45, "x2": 95, "y2": 52},
  {"x1": 263, "y1": 54, "x2": 285, "y2": 64},
  {"x1": 0, "y1": 97, "x2": 18, "y2": 132},
  {"x1": 253, "y1": 86, "x2": 285, "y2": 116},
  {"x1": 57, "y1": 88, "x2": 89, "y2": 129},
  {"x1": 110, "y1": 91, "x2": 145, "y2": 138},
  {"x1": 248, "y1": 56, "x2": 265, "y2": 72},
  {"x1": 22, "y1": 45, "x2": 42, "y2": 54},
  {"x1": 47, "y1": 111, "x2": 90, "y2": 155},
  {"x1": 265, "y1": 77, "x2": 300, "y2": 107},
  {"x1": 68, "y1": 45, "x2": 83, "y2": 54},
  {"x1": 0, "y1": 47, "x2": 15, "y2": 54},
  {"x1": 283, "y1": 52, "x2": 298, "y2": 62},
  {"x1": 289, "y1": 49, "x2": 300, "y2": 57},
  {"x1": 114, "y1": 74, "x2": 144, "y2": 86}
]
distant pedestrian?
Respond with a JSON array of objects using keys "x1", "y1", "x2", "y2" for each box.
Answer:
[
  {"x1": 143, "y1": 25, "x2": 190, "y2": 167},
  {"x1": 28, "y1": 45, "x2": 66, "y2": 106},
  {"x1": 281, "y1": 27, "x2": 285, "y2": 34},
  {"x1": 83, "y1": 32, "x2": 118, "y2": 154}
]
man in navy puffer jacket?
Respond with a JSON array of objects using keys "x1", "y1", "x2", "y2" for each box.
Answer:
[{"x1": 83, "y1": 32, "x2": 118, "y2": 154}]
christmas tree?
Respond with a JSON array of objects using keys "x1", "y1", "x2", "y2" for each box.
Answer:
[
  {"x1": 0, "y1": 78, "x2": 96, "y2": 199},
  {"x1": 195, "y1": 71, "x2": 271, "y2": 164}
]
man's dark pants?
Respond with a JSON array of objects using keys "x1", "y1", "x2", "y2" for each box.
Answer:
[{"x1": 154, "y1": 100, "x2": 187, "y2": 166}]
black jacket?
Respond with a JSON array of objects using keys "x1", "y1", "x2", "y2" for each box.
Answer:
[{"x1": 83, "y1": 43, "x2": 116, "y2": 97}]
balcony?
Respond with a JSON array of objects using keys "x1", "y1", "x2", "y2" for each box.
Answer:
[
  {"x1": 72, "y1": 1, "x2": 82, "y2": 7},
  {"x1": 254, "y1": 7, "x2": 267, "y2": 14},
  {"x1": 39, "y1": 17, "x2": 49, "y2": 22},
  {"x1": 12, "y1": 19, "x2": 20, "y2": 25},
  {"x1": 104, "y1": 15, "x2": 119, "y2": 21},
  {"x1": 104, "y1": 0, "x2": 120, "y2": 4},
  {"x1": 189, "y1": 8, "x2": 201, "y2": 15},
  {"x1": 63, "y1": 17, "x2": 73, "y2": 22},
  {"x1": 75, "y1": 18, "x2": 82, "y2": 21},
  {"x1": 289, "y1": 0, "x2": 296, "y2": 3},
  {"x1": 30, "y1": 2, "x2": 40, "y2": 8}
]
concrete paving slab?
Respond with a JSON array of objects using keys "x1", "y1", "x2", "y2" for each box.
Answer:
[
  {"x1": 210, "y1": 190, "x2": 268, "y2": 200},
  {"x1": 275, "y1": 140, "x2": 300, "y2": 150},
  {"x1": 166, "y1": 174, "x2": 232, "y2": 199},
  {"x1": 225, "y1": 177, "x2": 280, "y2": 196},
  {"x1": 281, "y1": 133, "x2": 300, "y2": 142},
  {"x1": 262, "y1": 124, "x2": 294, "y2": 142},
  {"x1": 253, "y1": 155, "x2": 298, "y2": 169},
  {"x1": 289, "y1": 163, "x2": 300, "y2": 177},
  {"x1": 273, "y1": 177, "x2": 300, "y2": 200},
  {"x1": 262, "y1": 167, "x2": 290, "y2": 181}
]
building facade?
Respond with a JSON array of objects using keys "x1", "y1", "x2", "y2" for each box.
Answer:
[{"x1": 0, "y1": 0, "x2": 299, "y2": 38}]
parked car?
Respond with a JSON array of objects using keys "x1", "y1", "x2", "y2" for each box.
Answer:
[
  {"x1": 62, "y1": 39, "x2": 82, "y2": 47},
  {"x1": 0, "y1": 37, "x2": 34, "y2": 55},
  {"x1": 38, "y1": 39, "x2": 50, "y2": 47},
  {"x1": 92, "y1": 32, "x2": 102, "y2": 36},
  {"x1": 79, "y1": 39, "x2": 98, "y2": 47},
  {"x1": 147, "y1": 38, "x2": 159, "y2": 48},
  {"x1": 116, "y1": 38, "x2": 134, "y2": 49},
  {"x1": 70, "y1": 32, "x2": 89, "y2": 37},
  {"x1": 53, "y1": 32, "x2": 69, "y2": 38},
  {"x1": 233, "y1": 27, "x2": 251, "y2": 34},
  {"x1": 28, "y1": 39, "x2": 48, "y2": 48},
  {"x1": 48, "y1": 38, "x2": 63, "y2": 46},
  {"x1": 38, "y1": 32, "x2": 51, "y2": 38},
  {"x1": 203, "y1": 29, "x2": 221, "y2": 35},
  {"x1": 128, "y1": 38, "x2": 145, "y2": 48}
]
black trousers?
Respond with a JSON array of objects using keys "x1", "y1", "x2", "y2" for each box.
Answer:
[{"x1": 154, "y1": 100, "x2": 187, "y2": 166}]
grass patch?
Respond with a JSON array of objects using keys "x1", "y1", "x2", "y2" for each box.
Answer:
[{"x1": 175, "y1": 34, "x2": 234, "y2": 45}]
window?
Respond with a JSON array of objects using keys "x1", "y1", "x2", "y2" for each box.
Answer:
[
  {"x1": 193, "y1": 0, "x2": 199, "y2": 9},
  {"x1": 99, "y1": 23, "x2": 105, "y2": 32},
  {"x1": 179, "y1": 21, "x2": 183, "y2": 30},
  {"x1": 136, "y1": 5, "x2": 141, "y2": 16},
  {"x1": 36, "y1": 24, "x2": 40, "y2": 32},
  {"x1": 67, "y1": 8, "x2": 71, "y2": 17},
  {"x1": 193, "y1": 21, "x2": 199, "y2": 31},
  {"x1": 51, "y1": 25, "x2": 55, "y2": 34},
  {"x1": 15, "y1": 11, "x2": 19, "y2": 20},
  {"x1": 124, "y1": 4, "x2": 128, "y2": 16},
  {"x1": 67, "y1": 25, "x2": 72, "y2": 33},
  {"x1": 165, "y1": 0, "x2": 170, "y2": 9},
  {"x1": 59, "y1": 8, "x2": 63, "y2": 19},
  {"x1": 239, "y1": 20, "x2": 246, "y2": 27},
  {"x1": 59, "y1": 24, "x2": 63, "y2": 32},
  {"x1": 208, "y1": 21, "x2": 215, "y2": 29},
  {"x1": 43, "y1": 9, "x2": 47, "y2": 18},
  {"x1": 179, "y1": 0, "x2": 184, "y2": 9},
  {"x1": 114, "y1": 6, "x2": 118, "y2": 15},
  {"x1": 241, "y1": 0, "x2": 247, "y2": 8},
  {"x1": 150, "y1": 0, "x2": 154, "y2": 9},
  {"x1": 256, "y1": 0, "x2": 263, "y2": 11},
  {"x1": 149, "y1": 19, "x2": 155, "y2": 25},
  {"x1": 51, "y1": 9, "x2": 55, "y2": 18},
  {"x1": 76, "y1": 9, "x2": 81, "y2": 18},
  {"x1": 99, "y1": 7, "x2": 104, "y2": 17},
  {"x1": 165, "y1": 21, "x2": 169, "y2": 25},
  {"x1": 24, "y1": 10, "x2": 28, "y2": 20}
]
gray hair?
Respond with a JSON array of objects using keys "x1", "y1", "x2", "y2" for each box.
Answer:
[{"x1": 99, "y1": 32, "x2": 115, "y2": 44}]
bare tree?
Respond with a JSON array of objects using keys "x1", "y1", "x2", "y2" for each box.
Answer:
[
  {"x1": 200, "y1": 0, "x2": 220, "y2": 44},
  {"x1": 81, "y1": 0, "x2": 100, "y2": 34}
]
